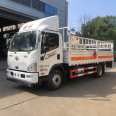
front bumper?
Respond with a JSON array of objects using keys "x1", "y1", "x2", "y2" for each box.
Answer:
[{"x1": 7, "y1": 69, "x2": 39, "y2": 84}]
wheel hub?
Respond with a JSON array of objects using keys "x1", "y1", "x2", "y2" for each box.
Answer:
[{"x1": 52, "y1": 74, "x2": 61, "y2": 87}]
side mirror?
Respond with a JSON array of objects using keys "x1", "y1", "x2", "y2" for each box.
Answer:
[
  {"x1": 42, "y1": 45, "x2": 48, "y2": 53},
  {"x1": 44, "y1": 45, "x2": 48, "y2": 51},
  {"x1": 41, "y1": 45, "x2": 48, "y2": 60},
  {"x1": 6, "y1": 39, "x2": 11, "y2": 49}
]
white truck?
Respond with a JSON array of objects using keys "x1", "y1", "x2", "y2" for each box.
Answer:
[{"x1": 7, "y1": 16, "x2": 114, "y2": 90}]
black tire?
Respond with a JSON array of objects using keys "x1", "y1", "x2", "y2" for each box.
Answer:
[
  {"x1": 96, "y1": 64, "x2": 105, "y2": 78},
  {"x1": 47, "y1": 69, "x2": 63, "y2": 90}
]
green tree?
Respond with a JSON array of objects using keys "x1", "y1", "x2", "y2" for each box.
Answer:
[{"x1": 81, "y1": 16, "x2": 116, "y2": 50}]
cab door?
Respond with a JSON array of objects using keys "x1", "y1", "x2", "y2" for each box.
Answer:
[{"x1": 39, "y1": 31, "x2": 63, "y2": 77}]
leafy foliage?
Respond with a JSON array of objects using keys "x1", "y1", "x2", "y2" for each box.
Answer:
[{"x1": 81, "y1": 16, "x2": 116, "y2": 50}]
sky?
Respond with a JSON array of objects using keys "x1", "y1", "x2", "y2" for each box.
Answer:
[{"x1": 68, "y1": 0, "x2": 116, "y2": 30}]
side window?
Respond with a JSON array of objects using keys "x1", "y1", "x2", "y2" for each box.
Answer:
[{"x1": 41, "y1": 32, "x2": 59, "y2": 54}]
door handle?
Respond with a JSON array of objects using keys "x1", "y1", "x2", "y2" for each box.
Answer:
[{"x1": 57, "y1": 54, "x2": 60, "y2": 60}]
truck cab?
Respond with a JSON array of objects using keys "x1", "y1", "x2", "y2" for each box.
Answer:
[{"x1": 7, "y1": 16, "x2": 64, "y2": 89}]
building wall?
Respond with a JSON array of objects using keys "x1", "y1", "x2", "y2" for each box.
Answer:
[
  {"x1": 42, "y1": 0, "x2": 68, "y2": 27},
  {"x1": 0, "y1": 0, "x2": 68, "y2": 27}
]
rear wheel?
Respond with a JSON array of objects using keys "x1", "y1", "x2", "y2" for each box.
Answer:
[
  {"x1": 96, "y1": 64, "x2": 105, "y2": 78},
  {"x1": 47, "y1": 69, "x2": 63, "y2": 90}
]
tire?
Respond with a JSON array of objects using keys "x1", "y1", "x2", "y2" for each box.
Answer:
[
  {"x1": 96, "y1": 64, "x2": 105, "y2": 78},
  {"x1": 47, "y1": 69, "x2": 63, "y2": 90}
]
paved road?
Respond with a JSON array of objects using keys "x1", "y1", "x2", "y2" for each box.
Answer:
[{"x1": 0, "y1": 64, "x2": 116, "y2": 116}]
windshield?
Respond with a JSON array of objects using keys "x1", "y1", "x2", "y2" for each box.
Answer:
[{"x1": 9, "y1": 31, "x2": 37, "y2": 51}]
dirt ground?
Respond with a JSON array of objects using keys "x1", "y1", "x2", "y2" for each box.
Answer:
[{"x1": 0, "y1": 64, "x2": 116, "y2": 116}]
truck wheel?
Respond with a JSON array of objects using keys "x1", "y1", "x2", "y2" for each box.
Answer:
[
  {"x1": 47, "y1": 69, "x2": 63, "y2": 90},
  {"x1": 96, "y1": 64, "x2": 104, "y2": 78}
]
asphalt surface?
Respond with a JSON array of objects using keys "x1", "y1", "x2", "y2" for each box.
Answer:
[{"x1": 0, "y1": 63, "x2": 116, "y2": 116}]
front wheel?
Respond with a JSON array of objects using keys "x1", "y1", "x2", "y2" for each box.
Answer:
[{"x1": 47, "y1": 69, "x2": 63, "y2": 90}]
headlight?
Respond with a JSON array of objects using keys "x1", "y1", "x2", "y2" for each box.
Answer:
[{"x1": 27, "y1": 63, "x2": 37, "y2": 72}]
